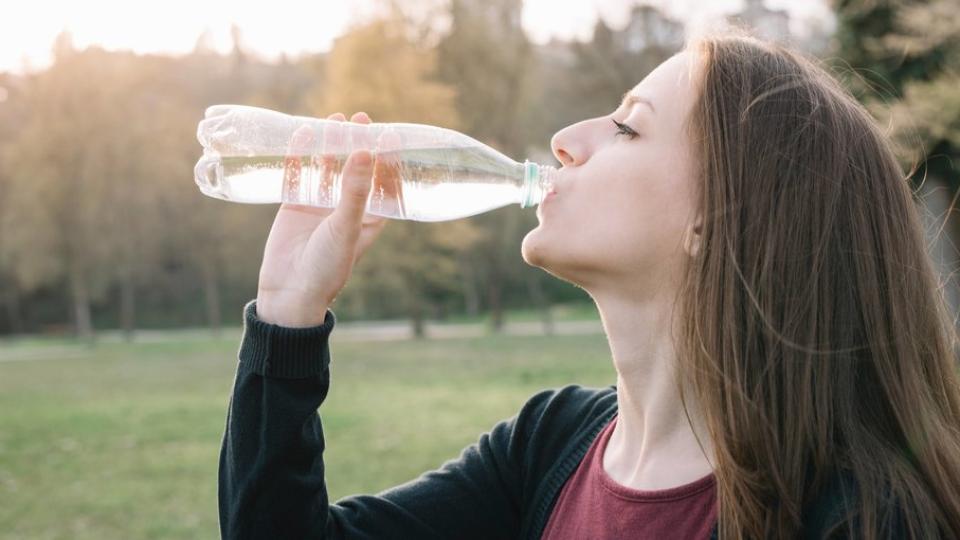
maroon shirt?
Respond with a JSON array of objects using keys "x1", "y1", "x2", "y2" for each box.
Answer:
[{"x1": 541, "y1": 416, "x2": 717, "y2": 540}]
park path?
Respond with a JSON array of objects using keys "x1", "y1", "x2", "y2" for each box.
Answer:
[
  {"x1": 0, "y1": 319, "x2": 604, "y2": 363},
  {"x1": 333, "y1": 319, "x2": 602, "y2": 341}
]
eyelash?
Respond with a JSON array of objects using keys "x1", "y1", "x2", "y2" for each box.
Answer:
[{"x1": 612, "y1": 119, "x2": 639, "y2": 139}]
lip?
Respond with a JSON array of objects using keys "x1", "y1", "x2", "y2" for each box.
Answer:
[
  {"x1": 537, "y1": 191, "x2": 555, "y2": 219},
  {"x1": 545, "y1": 180, "x2": 559, "y2": 197}
]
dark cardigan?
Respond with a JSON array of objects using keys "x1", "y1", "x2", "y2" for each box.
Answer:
[{"x1": 218, "y1": 300, "x2": 882, "y2": 539}]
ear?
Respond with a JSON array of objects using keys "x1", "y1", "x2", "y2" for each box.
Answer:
[{"x1": 682, "y1": 216, "x2": 703, "y2": 257}]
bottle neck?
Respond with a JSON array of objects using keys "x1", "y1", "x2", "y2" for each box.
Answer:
[{"x1": 521, "y1": 161, "x2": 558, "y2": 208}]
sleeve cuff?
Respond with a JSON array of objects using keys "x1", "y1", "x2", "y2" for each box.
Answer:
[{"x1": 237, "y1": 299, "x2": 337, "y2": 378}]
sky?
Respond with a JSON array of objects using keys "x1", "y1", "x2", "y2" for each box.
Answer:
[{"x1": 0, "y1": 0, "x2": 833, "y2": 75}]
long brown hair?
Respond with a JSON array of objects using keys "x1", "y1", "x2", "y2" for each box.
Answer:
[{"x1": 676, "y1": 34, "x2": 960, "y2": 539}]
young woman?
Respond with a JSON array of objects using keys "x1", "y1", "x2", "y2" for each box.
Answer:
[{"x1": 218, "y1": 34, "x2": 960, "y2": 539}]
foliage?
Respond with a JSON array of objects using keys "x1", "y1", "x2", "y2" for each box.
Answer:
[
  {"x1": 833, "y1": 0, "x2": 960, "y2": 183},
  {"x1": 310, "y1": 13, "x2": 485, "y2": 328},
  {"x1": 0, "y1": 3, "x2": 716, "y2": 337}
]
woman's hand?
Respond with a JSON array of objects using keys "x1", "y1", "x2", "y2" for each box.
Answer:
[{"x1": 256, "y1": 112, "x2": 389, "y2": 327}]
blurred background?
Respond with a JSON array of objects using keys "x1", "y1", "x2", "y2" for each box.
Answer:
[{"x1": 1, "y1": 0, "x2": 957, "y2": 538}]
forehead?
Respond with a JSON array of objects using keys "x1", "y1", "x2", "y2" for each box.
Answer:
[{"x1": 625, "y1": 52, "x2": 697, "y2": 121}]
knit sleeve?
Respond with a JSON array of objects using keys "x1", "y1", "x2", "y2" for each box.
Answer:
[{"x1": 217, "y1": 299, "x2": 530, "y2": 540}]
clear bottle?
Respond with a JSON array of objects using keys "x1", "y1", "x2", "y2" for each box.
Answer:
[{"x1": 194, "y1": 104, "x2": 558, "y2": 222}]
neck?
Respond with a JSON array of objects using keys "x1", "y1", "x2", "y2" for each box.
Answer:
[{"x1": 589, "y1": 288, "x2": 714, "y2": 490}]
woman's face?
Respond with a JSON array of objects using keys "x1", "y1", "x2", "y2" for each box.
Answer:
[{"x1": 521, "y1": 52, "x2": 701, "y2": 298}]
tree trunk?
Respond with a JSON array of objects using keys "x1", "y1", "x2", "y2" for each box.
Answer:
[
  {"x1": 411, "y1": 301, "x2": 425, "y2": 339},
  {"x1": 202, "y1": 261, "x2": 222, "y2": 338},
  {"x1": 459, "y1": 254, "x2": 481, "y2": 316},
  {"x1": 3, "y1": 286, "x2": 23, "y2": 336},
  {"x1": 351, "y1": 290, "x2": 368, "y2": 319},
  {"x1": 526, "y1": 272, "x2": 554, "y2": 336},
  {"x1": 70, "y1": 268, "x2": 95, "y2": 343},
  {"x1": 486, "y1": 276, "x2": 504, "y2": 333},
  {"x1": 408, "y1": 286, "x2": 426, "y2": 339},
  {"x1": 931, "y1": 176, "x2": 960, "y2": 323},
  {"x1": 119, "y1": 273, "x2": 137, "y2": 342},
  {"x1": 917, "y1": 174, "x2": 960, "y2": 359},
  {"x1": 484, "y1": 208, "x2": 522, "y2": 335}
]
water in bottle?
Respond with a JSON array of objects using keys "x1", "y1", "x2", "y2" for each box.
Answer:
[{"x1": 194, "y1": 105, "x2": 558, "y2": 222}]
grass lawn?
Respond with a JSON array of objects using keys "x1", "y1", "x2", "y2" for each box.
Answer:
[{"x1": 0, "y1": 327, "x2": 614, "y2": 539}]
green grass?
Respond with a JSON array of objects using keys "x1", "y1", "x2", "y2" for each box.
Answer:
[{"x1": 0, "y1": 329, "x2": 614, "y2": 539}]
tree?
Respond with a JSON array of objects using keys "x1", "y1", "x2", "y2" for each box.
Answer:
[
  {"x1": 103, "y1": 55, "x2": 200, "y2": 340},
  {"x1": 164, "y1": 36, "x2": 292, "y2": 337},
  {"x1": 310, "y1": 13, "x2": 484, "y2": 336},
  {"x1": 833, "y1": 0, "x2": 958, "y2": 182},
  {"x1": 4, "y1": 45, "x2": 123, "y2": 341},
  {"x1": 6, "y1": 45, "x2": 192, "y2": 340},
  {"x1": 435, "y1": 0, "x2": 544, "y2": 332},
  {"x1": 833, "y1": 0, "x2": 960, "y2": 313},
  {"x1": 0, "y1": 31, "x2": 333, "y2": 337},
  {"x1": 0, "y1": 73, "x2": 29, "y2": 334}
]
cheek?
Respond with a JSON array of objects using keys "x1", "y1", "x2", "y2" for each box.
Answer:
[
  {"x1": 569, "y1": 171, "x2": 693, "y2": 269},
  {"x1": 523, "y1": 147, "x2": 696, "y2": 276},
  {"x1": 525, "y1": 194, "x2": 643, "y2": 274}
]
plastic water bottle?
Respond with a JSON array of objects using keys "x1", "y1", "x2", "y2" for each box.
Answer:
[{"x1": 194, "y1": 104, "x2": 558, "y2": 222}]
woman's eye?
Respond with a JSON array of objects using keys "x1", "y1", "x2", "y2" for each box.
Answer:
[{"x1": 612, "y1": 119, "x2": 639, "y2": 140}]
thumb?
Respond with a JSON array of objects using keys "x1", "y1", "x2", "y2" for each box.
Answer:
[{"x1": 330, "y1": 150, "x2": 374, "y2": 241}]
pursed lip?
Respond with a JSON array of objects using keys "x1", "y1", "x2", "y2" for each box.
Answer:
[
  {"x1": 546, "y1": 171, "x2": 564, "y2": 196},
  {"x1": 544, "y1": 181, "x2": 559, "y2": 198},
  {"x1": 537, "y1": 191, "x2": 555, "y2": 219},
  {"x1": 539, "y1": 172, "x2": 562, "y2": 212}
]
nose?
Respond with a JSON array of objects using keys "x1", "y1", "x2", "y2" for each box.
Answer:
[{"x1": 550, "y1": 123, "x2": 584, "y2": 167}]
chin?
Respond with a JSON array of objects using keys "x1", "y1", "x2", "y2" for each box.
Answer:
[
  {"x1": 521, "y1": 225, "x2": 550, "y2": 269},
  {"x1": 522, "y1": 227, "x2": 581, "y2": 285}
]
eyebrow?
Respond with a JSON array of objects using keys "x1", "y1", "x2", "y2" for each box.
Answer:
[{"x1": 620, "y1": 92, "x2": 656, "y2": 114}]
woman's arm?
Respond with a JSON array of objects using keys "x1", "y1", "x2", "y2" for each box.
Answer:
[
  {"x1": 216, "y1": 107, "x2": 532, "y2": 539},
  {"x1": 218, "y1": 300, "x2": 525, "y2": 540}
]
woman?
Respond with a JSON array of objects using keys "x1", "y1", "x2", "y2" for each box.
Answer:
[{"x1": 218, "y1": 34, "x2": 960, "y2": 539}]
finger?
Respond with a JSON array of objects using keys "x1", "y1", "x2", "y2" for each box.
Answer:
[
  {"x1": 330, "y1": 150, "x2": 374, "y2": 243},
  {"x1": 371, "y1": 129, "x2": 405, "y2": 219},
  {"x1": 317, "y1": 115, "x2": 346, "y2": 208},
  {"x1": 351, "y1": 111, "x2": 371, "y2": 124},
  {"x1": 282, "y1": 125, "x2": 315, "y2": 204},
  {"x1": 204, "y1": 104, "x2": 238, "y2": 119}
]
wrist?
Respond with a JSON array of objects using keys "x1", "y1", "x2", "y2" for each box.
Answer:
[{"x1": 256, "y1": 295, "x2": 330, "y2": 328}]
